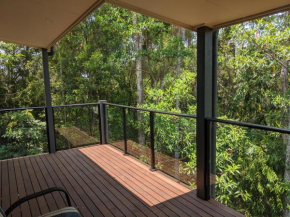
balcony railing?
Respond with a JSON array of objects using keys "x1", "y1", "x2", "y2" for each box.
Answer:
[
  {"x1": 52, "y1": 103, "x2": 101, "y2": 150},
  {"x1": 1, "y1": 100, "x2": 290, "y2": 214},
  {"x1": 105, "y1": 102, "x2": 197, "y2": 186}
]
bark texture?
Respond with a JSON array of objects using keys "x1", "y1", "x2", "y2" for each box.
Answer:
[{"x1": 133, "y1": 14, "x2": 145, "y2": 145}]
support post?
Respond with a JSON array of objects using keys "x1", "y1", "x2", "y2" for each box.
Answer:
[
  {"x1": 122, "y1": 107, "x2": 128, "y2": 154},
  {"x1": 210, "y1": 30, "x2": 219, "y2": 198},
  {"x1": 99, "y1": 100, "x2": 108, "y2": 144},
  {"x1": 150, "y1": 112, "x2": 156, "y2": 171},
  {"x1": 42, "y1": 49, "x2": 56, "y2": 153},
  {"x1": 196, "y1": 26, "x2": 215, "y2": 200}
]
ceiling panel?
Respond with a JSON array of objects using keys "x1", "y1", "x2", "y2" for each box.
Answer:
[
  {"x1": 108, "y1": 0, "x2": 290, "y2": 30},
  {"x1": 0, "y1": 0, "x2": 289, "y2": 48},
  {"x1": 0, "y1": 0, "x2": 104, "y2": 48}
]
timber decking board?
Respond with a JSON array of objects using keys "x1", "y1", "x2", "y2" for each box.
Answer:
[
  {"x1": 50, "y1": 153, "x2": 112, "y2": 217},
  {"x1": 102, "y1": 146, "x2": 228, "y2": 217},
  {"x1": 18, "y1": 157, "x2": 41, "y2": 217},
  {"x1": 8, "y1": 159, "x2": 20, "y2": 217},
  {"x1": 91, "y1": 146, "x2": 200, "y2": 217},
  {"x1": 23, "y1": 157, "x2": 50, "y2": 215},
  {"x1": 57, "y1": 151, "x2": 136, "y2": 217},
  {"x1": 67, "y1": 149, "x2": 163, "y2": 217},
  {"x1": 33, "y1": 155, "x2": 67, "y2": 210},
  {"x1": 94, "y1": 146, "x2": 217, "y2": 217},
  {"x1": 29, "y1": 156, "x2": 58, "y2": 212},
  {"x1": 2, "y1": 160, "x2": 10, "y2": 213},
  {"x1": 0, "y1": 144, "x2": 245, "y2": 217},
  {"x1": 40, "y1": 154, "x2": 94, "y2": 217},
  {"x1": 81, "y1": 147, "x2": 181, "y2": 217},
  {"x1": 99, "y1": 145, "x2": 230, "y2": 217},
  {"x1": 13, "y1": 158, "x2": 31, "y2": 217}
]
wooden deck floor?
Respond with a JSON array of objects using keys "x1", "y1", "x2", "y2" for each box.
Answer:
[{"x1": 0, "y1": 144, "x2": 244, "y2": 217}]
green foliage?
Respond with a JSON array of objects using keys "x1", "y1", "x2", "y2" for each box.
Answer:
[
  {"x1": 0, "y1": 110, "x2": 47, "y2": 159},
  {"x1": 0, "y1": 42, "x2": 44, "y2": 108},
  {"x1": 215, "y1": 120, "x2": 290, "y2": 216},
  {"x1": 218, "y1": 15, "x2": 290, "y2": 126},
  {"x1": 215, "y1": 14, "x2": 290, "y2": 216}
]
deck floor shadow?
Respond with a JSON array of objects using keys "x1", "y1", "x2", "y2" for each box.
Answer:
[{"x1": 0, "y1": 144, "x2": 244, "y2": 217}]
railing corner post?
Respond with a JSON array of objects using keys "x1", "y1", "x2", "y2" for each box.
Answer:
[
  {"x1": 99, "y1": 100, "x2": 108, "y2": 144},
  {"x1": 150, "y1": 111, "x2": 156, "y2": 171},
  {"x1": 42, "y1": 48, "x2": 56, "y2": 153},
  {"x1": 122, "y1": 107, "x2": 128, "y2": 154}
]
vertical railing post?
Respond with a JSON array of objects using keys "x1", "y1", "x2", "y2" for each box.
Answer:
[
  {"x1": 196, "y1": 26, "x2": 215, "y2": 200},
  {"x1": 150, "y1": 111, "x2": 156, "y2": 171},
  {"x1": 98, "y1": 103, "x2": 103, "y2": 144},
  {"x1": 122, "y1": 107, "x2": 128, "y2": 154},
  {"x1": 42, "y1": 48, "x2": 56, "y2": 153},
  {"x1": 99, "y1": 100, "x2": 108, "y2": 144}
]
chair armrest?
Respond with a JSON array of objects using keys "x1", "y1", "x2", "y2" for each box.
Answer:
[{"x1": 5, "y1": 187, "x2": 72, "y2": 216}]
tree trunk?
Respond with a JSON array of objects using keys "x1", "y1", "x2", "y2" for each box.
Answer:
[
  {"x1": 160, "y1": 34, "x2": 165, "y2": 90},
  {"x1": 133, "y1": 14, "x2": 145, "y2": 146},
  {"x1": 58, "y1": 49, "x2": 67, "y2": 124},
  {"x1": 185, "y1": 29, "x2": 192, "y2": 47},
  {"x1": 175, "y1": 27, "x2": 182, "y2": 180}
]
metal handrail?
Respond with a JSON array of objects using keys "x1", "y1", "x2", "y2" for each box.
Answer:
[
  {"x1": 206, "y1": 117, "x2": 290, "y2": 135},
  {"x1": 2, "y1": 103, "x2": 289, "y2": 135},
  {"x1": 52, "y1": 103, "x2": 100, "y2": 108},
  {"x1": 106, "y1": 102, "x2": 197, "y2": 118},
  {"x1": 0, "y1": 102, "x2": 100, "y2": 112},
  {"x1": 0, "y1": 106, "x2": 46, "y2": 112}
]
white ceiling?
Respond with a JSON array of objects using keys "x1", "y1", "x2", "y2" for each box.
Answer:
[
  {"x1": 108, "y1": 0, "x2": 290, "y2": 30},
  {"x1": 0, "y1": 0, "x2": 289, "y2": 48},
  {"x1": 0, "y1": 0, "x2": 104, "y2": 48}
]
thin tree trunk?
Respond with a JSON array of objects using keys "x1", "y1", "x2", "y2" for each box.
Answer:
[
  {"x1": 160, "y1": 33, "x2": 165, "y2": 90},
  {"x1": 186, "y1": 29, "x2": 192, "y2": 47},
  {"x1": 133, "y1": 14, "x2": 145, "y2": 146},
  {"x1": 158, "y1": 34, "x2": 165, "y2": 103},
  {"x1": 59, "y1": 49, "x2": 67, "y2": 124},
  {"x1": 175, "y1": 27, "x2": 182, "y2": 180}
]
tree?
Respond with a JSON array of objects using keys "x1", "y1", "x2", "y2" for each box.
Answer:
[
  {"x1": 133, "y1": 13, "x2": 145, "y2": 145},
  {"x1": 0, "y1": 110, "x2": 47, "y2": 159},
  {"x1": 0, "y1": 43, "x2": 44, "y2": 108},
  {"x1": 217, "y1": 12, "x2": 290, "y2": 216}
]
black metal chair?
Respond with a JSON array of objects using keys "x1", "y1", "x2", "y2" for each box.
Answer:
[{"x1": 2, "y1": 187, "x2": 81, "y2": 217}]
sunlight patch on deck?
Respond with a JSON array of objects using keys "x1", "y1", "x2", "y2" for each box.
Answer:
[{"x1": 79, "y1": 144, "x2": 191, "y2": 206}]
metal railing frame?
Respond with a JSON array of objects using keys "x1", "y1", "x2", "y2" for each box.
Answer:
[
  {"x1": 0, "y1": 102, "x2": 102, "y2": 153},
  {"x1": 2, "y1": 101, "x2": 290, "y2": 201},
  {"x1": 106, "y1": 102, "x2": 197, "y2": 170},
  {"x1": 103, "y1": 101, "x2": 290, "y2": 199}
]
